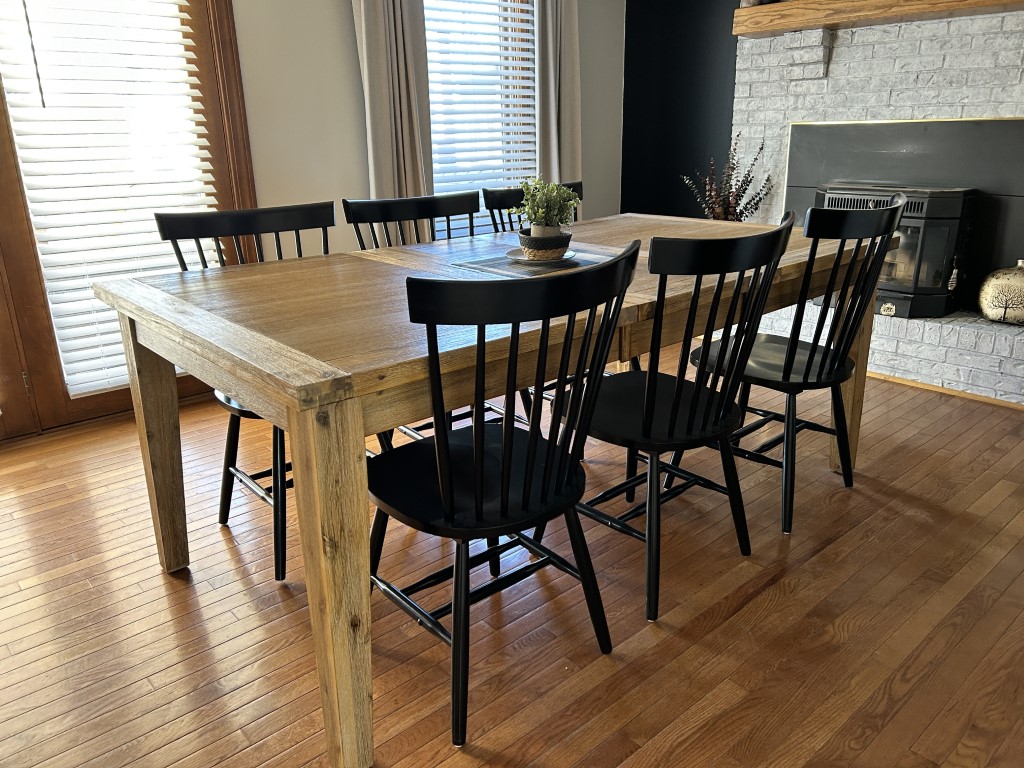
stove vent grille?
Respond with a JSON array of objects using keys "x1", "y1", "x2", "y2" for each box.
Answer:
[{"x1": 824, "y1": 194, "x2": 925, "y2": 216}]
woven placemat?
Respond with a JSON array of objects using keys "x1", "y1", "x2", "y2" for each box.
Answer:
[{"x1": 454, "y1": 251, "x2": 611, "y2": 278}]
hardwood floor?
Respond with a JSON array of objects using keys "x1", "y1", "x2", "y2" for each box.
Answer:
[{"x1": 1, "y1": 378, "x2": 1023, "y2": 767}]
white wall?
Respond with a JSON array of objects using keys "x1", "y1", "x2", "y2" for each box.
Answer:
[
  {"x1": 233, "y1": 1, "x2": 625, "y2": 245},
  {"x1": 233, "y1": 0, "x2": 370, "y2": 251},
  {"x1": 579, "y1": 0, "x2": 626, "y2": 218}
]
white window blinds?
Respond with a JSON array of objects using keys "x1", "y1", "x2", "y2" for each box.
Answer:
[
  {"x1": 424, "y1": 0, "x2": 536, "y2": 206},
  {"x1": 0, "y1": 0, "x2": 217, "y2": 397}
]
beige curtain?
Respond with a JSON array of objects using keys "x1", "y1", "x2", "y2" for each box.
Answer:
[
  {"x1": 350, "y1": 0, "x2": 433, "y2": 200},
  {"x1": 536, "y1": 0, "x2": 582, "y2": 184}
]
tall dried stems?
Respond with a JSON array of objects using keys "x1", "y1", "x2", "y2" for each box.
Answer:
[{"x1": 683, "y1": 134, "x2": 774, "y2": 222}]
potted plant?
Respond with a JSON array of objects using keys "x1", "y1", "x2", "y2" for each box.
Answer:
[
  {"x1": 513, "y1": 177, "x2": 581, "y2": 260},
  {"x1": 683, "y1": 134, "x2": 774, "y2": 222}
]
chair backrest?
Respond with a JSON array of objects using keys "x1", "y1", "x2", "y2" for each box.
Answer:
[
  {"x1": 482, "y1": 180, "x2": 583, "y2": 233},
  {"x1": 154, "y1": 201, "x2": 335, "y2": 271},
  {"x1": 406, "y1": 239, "x2": 640, "y2": 522},
  {"x1": 777, "y1": 192, "x2": 907, "y2": 382},
  {"x1": 643, "y1": 213, "x2": 796, "y2": 440},
  {"x1": 342, "y1": 191, "x2": 480, "y2": 249}
]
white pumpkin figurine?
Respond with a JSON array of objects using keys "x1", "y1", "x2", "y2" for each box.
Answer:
[{"x1": 978, "y1": 260, "x2": 1024, "y2": 325}]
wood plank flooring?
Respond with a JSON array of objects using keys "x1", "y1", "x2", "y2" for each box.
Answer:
[{"x1": 1, "y1": 377, "x2": 1023, "y2": 767}]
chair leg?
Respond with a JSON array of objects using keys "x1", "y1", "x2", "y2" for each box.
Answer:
[
  {"x1": 625, "y1": 448, "x2": 639, "y2": 503},
  {"x1": 451, "y1": 539, "x2": 472, "y2": 746},
  {"x1": 735, "y1": 381, "x2": 752, "y2": 444},
  {"x1": 376, "y1": 430, "x2": 394, "y2": 452},
  {"x1": 830, "y1": 385, "x2": 854, "y2": 488},
  {"x1": 486, "y1": 537, "x2": 501, "y2": 577},
  {"x1": 719, "y1": 439, "x2": 752, "y2": 556},
  {"x1": 519, "y1": 388, "x2": 532, "y2": 416},
  {"x1": 565, "y1": 509, "x2": 612, "y2": 653},
  {"x1": 272, "y1": 426, "x2": 287, "y2": 581},
  {"x1": 645, "y1": 452, "x2": 661, "y2": 622},
  {"x1": 623, "y1": 355, "x2": 642, "y2": 504},
  {"x1": 532, "y1": 522, "x2": 547, "y2": 543},
  {"x1": 218, "y1": 413, "x2": 241, "y2": 525},
  {"x1": 781, "y1": 393, "x2": 798, "y2": 535},
  {"x1": 663, "y1": 450, "x2": 684, "y2": 491},
  {"x1": 369, "y1": 508, "x2": 389, "y2": 578}
]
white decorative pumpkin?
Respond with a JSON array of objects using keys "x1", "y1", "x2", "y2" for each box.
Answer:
[{"x1": 978, "y1": 260, "x2": 1024, "y2": 325}]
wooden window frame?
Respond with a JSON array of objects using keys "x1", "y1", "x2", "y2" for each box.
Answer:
[{"x1": 0, "y1": 0, "x2": 257, "y2": 431}]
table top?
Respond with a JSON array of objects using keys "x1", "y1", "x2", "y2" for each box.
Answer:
[
  {"x1": 93, "y1": 213, "x2": 827, "y2": 432},
  {"x1": 349, "y1": 213, "x2": 810, "y2": 322}
]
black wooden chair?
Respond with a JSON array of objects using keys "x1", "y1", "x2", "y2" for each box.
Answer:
[
  {"x1": 367, "y1": 240, "x2": 640, "y2": 745},
  {"x1": 578, "y1": 214, "x2": 795, "y2": 621},
  {"x1": 154, "y1": 201, "x2": 335, "y2": 581},
  {"x1": 482, "y1": 180, "x2": 583, "y2": 233},
  {"x1": 483, "y1": 180, "x2": 585, "y2": 413},
  {"x1": 342, "y1": 190, "x2": 479, "y2": 248},
  {"x1": 690, "y1": 194, "x2": 906, "y2": 535},
  {"x1": 344, "y1": 190, "x2": 500, "y2": 445}
]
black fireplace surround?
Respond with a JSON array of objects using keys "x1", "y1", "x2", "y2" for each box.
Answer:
[{"x1": 784, "y1": 119, "x2": 1024, "y2": 312}]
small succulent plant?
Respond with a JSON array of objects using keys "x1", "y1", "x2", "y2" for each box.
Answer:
[{"x1": 513, "y1": 177, "x2": 581, "y2": 229}]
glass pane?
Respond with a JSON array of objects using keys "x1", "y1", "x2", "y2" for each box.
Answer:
[
  {"x1": 919, "y1": 223, "x2": 953, "y2": 289},
  {"x1": 879, "y1": 224, "x2": 921, "y2": 290},
  {"x1": 424, "y1": 0, "x2": 537, "y2": 236},
  {"x1": 0, "y1": 0, "x2": 217, "y2": 396}
]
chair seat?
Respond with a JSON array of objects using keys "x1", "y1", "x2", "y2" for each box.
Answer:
[
  {"x1": 213, "y1": 389, "x2": 260, "y2": 419},
  {"x1": 367, "y1": 424, "x2": 586, "y2": 539},
  {"x1": 588, "y1": 371, "x2": 742, "y2": 452},
  {"x1": 697, "y1": 333, "x2": 855, "y2": 393}
]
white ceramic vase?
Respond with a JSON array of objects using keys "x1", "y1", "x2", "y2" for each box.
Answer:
[{"x1": 978, "y1": 260, "x2": 1024, "y2": 325}]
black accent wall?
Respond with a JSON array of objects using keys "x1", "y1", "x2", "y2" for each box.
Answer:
[{"x1": 620, "y1": 0, "x2": 741, "y2": 218}]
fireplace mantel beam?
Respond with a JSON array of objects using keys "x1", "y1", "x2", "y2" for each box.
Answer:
[{"x1": 734, "y1": 0, "x2": 1024, "y2": 38}]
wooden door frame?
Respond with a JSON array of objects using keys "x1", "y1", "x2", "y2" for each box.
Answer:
[
  {"x1": 0, "y1": 0, "x2": 257, "y2": 432},
  {"x1": 0, "y1": 239, "x2": 38, "y2": 439}
]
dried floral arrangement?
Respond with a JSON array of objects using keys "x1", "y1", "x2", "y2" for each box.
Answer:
[{"x1": 683, "y1": 134, "x2": 774, "y2": 222}]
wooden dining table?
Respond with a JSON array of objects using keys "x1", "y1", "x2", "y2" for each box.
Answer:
[{"x1": 93, "y1": 212, "x2": 879, "y2": 767}]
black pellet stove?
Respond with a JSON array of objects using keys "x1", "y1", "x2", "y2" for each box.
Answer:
[{"x1": 815, "y1": 182, "x2": 975, "y2": 318}]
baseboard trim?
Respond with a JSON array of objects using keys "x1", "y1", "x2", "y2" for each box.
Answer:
[{"x1": 867, "y1": 372, "x2": 1024, "y2": 412}]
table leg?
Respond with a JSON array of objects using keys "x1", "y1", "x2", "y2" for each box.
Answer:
[
  {"x1": 119, "y1": 314, "x2": 189, "y2": 571},
  {"x1": 289, "y1": 398, "x2": 373, "y2": 768},
  {"x1": 830, "y1": 303, "x2": 874, "y2": 473}
]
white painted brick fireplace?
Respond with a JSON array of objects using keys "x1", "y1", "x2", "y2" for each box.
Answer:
[{"x1": 731, "y1": 11, "x2": 1024, "y2": 405}]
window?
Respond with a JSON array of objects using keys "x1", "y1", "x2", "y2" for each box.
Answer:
[
  {"x1": 424, "y1": 0, "x2": 536, "y2": 211},
  {"x1": 0, "y1": 0, "x2": 218, "y2": 397}
]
